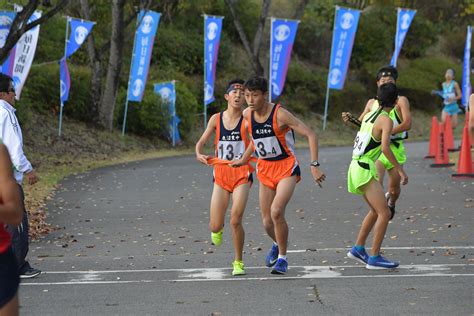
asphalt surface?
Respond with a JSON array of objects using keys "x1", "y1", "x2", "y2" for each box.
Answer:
[{"x1": 19, "y1": 142, "x2": 473, "y2": 315}]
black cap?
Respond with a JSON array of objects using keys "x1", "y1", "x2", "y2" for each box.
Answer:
[{"x1": 376, "y1": 65, "x2": 398, "y2": 81}]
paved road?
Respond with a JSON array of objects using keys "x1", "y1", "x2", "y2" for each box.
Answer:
[{"x1": 20, "y1": 142, "x2": 473, "y2": 315}]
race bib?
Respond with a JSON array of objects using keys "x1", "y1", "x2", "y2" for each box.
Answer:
[
  {"x1": 443, "y1": 92, "x2": 455, "y2": 105},
  {"x1": 217, "y1": 140, "x2": 245, "y2": 161},
  {"x1": 254, "y1": 136, "x2": 282, "y2": 158},
  {"x1": 352, "y1": 131, "x2": 371, "y2": 156}
]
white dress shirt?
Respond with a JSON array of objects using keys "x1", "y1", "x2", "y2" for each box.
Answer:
[{"x1": 0, "y1": 99, "x2": 32, "y2": 184}]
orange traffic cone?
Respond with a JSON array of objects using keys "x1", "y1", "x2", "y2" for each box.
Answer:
[
  {"x1": 430, "y1": 122, "x2": 455, "y2": 167},
  {"x1": 452, "y1": 126, "x2": 474, "y2": 177},
  {"x1": 424, "y1": 116, "x2": 438, "y2": 159},
  {"x1": 444, "y1": 115, "x2": 457, "y2": 152}
]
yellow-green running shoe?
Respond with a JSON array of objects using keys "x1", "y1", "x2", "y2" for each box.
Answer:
[
  {"x1": 211, "y1": 229, "x2": 223, "y2": 246},
  {"x1": 232, "y1": 260, "x2": 246, "y2": 276}
]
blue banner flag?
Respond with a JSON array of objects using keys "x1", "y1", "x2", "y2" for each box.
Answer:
[
  {"x1": 154, "y1": 81, "x2": 181, "y2": 145},
  {"x1": 269, "y1": 18, "x2": 299, "y2": 102},
  {"x1": 127, "y1": 10, "x2": 161, "y2": 102},
  {"x1": 390, "y1": 8, "x2": 416, "y2": 67},
  {"x1": 64, "y1": 18, "x2": 95, "y2": 58},
  {"x1": 327, "y1": 7, "x2": 360, "y2": 90},
  {"x1": 204, "y1": 16, "x2": 223, "y2": 106},
  {"x1": 462, "y1": 26, "x2": 472, "y2": 108},
  {"x1": 0, "y1": 11, "x2": 16, "y2": 75},
  {"x1": 59, "y1": 58, "x2": 70, "y2": 104}
]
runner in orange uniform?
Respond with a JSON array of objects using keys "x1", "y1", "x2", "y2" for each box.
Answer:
[
  {"x1": 195, "y1": 79, "x2": 253, "y2": 276},
  {"x1": 234, "y1": 76, "x2": 326, "y2": 275}
]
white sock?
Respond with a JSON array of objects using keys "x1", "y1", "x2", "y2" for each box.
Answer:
[
  {"x1": 278, "y1": 255, "x2": 287, "y2": 261},
  {"x1": 273, "y1": 241, "x2": 278, "y2": 246}
]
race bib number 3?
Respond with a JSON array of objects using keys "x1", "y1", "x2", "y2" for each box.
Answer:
[
  {"x1": 254, "y1": 136, "x2": 282, "y2": 158},
  {"x1": 218, "y1": 141, "x2": 245, "y2": 160},
  {"x1": 352, "y1": 132, "x2": 370, "y2": 156}
]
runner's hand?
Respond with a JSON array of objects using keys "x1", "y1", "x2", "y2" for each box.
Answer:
[
  {"x1": 230, "y1": 158, "x2": 245, "y2": 168},
  {"x1": 398, "y1": 169, "x2": 408, "y2": 185},
  {"x1": 311, "y1": 166, "x2": 326, "y2": 188},
  {"x1": 196, "y1": 154, "x2": 210, "y2": 165},
  {"x1": 341, "y1": 112, "x2": 350, "y2": 123}
]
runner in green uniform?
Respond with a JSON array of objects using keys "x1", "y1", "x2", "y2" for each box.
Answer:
[
  {"x1": 346, "y1": 83, "x2": 408, "y2": 269},
  {"x1": 342, "y1": 65, "x2": 411, "y2": 219}
]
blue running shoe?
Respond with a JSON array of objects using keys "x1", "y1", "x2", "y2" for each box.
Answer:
[
  {"x1": 271, "y1": 258, "x2": 288, "y2": 274},
  {"x1": 366, "y1": 255, "x2": 399, "y2": 270},
  {"x1": 347, "y1": 246, "x2": 369, "y2": 264},
  {"x1": 265, "y1": 244, "x2": 279, "y2": 267}
]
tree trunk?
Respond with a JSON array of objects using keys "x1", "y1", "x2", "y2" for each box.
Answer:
[
  {"x1": 99, "y1": 0, "x2": 124, "y2": 130},
  {"x1": 224, "y1": 0, "x2": 266, "y2": 75},
  {"x1": 79, "y1": 0, "x2": 101, "y2": 123},
  {"x1": 0, "y1": 0, "x2": 70, "y2": 63}
]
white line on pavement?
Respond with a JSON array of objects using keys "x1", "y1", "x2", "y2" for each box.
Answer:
[{"x1": 287, "y1": 246, "x2": 474, "y2": 253}]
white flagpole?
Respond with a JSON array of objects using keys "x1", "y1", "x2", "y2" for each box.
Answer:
[
  {"x1": 268, "y1": 18, "x2": 274, "y2": 103},
  {"x1": 122, "y1": 13, "x2": 140, "y2": 136},
  {"x1": 58, "y1": 17, "x2": 69, "y2": 137},
  {"x1": 323, "y1": 7, "x2": 339, "y2": 131}
]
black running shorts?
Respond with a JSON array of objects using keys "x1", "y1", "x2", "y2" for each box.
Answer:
[{"x1": 0, "y1": 248, "x2": 19, "y2": 308}]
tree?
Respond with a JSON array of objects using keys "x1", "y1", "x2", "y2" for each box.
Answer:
[
  {"x1": 224, "y1": 0, "x2": 270, "y2": 76},
  {"x1": 0, "y1": 0, "x2": 70, "y2": 64},
  {"x1": 79, "y1": 0, "x2": 155, "y2": 130}
]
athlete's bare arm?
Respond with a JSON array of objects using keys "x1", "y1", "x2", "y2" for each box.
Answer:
[
  {"x1": 375, "y1": 116, "x2": 408, "y2": 185},
  {"x1": 391, "y1": 96, "x2": 411, "y2": 135},
  {"x1": 277, "y1": 107, "x2": 326, "y2": 186},
  {"x1": 230, "y1": 109, "x2": 254, "y2": 167},
  {"x1": 453, "y1": 82, "x2": 462, "y2": 102},
  {"x1": 195, "y1": 114, "x2": 218, "y2": 165},
  {"x1": 0, "y1": 144, "x2": 22, "y2": 226}
]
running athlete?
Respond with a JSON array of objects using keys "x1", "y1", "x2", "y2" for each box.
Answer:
[
  {"x1": 346, "y1": 83, "x2": 408, "y2": 269},
  {"x1": 342, "y1": 65, "x2": 411, "y2": 219},
  {"x1": 0, "y1": 144, "x2": 23, "y2": 316},
  {"x1": 233, "y1": 76, "x2": 325, "y2": 275},
  {"x1": 195, "y1": 79, "x2": 253, "y2": 276},
  {"x1": 431, "y1": 69, "x2": 462, "y2": 128}
]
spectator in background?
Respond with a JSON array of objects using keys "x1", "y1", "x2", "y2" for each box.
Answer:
[{"x1": 0, "y1": 73, "x2": 41, "y2": 279}]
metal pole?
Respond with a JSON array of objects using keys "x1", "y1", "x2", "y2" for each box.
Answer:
[
  {"x1": 323, "y1": 85, "x2": 330, "y2": 130},
  {"x1": 268, "y1": 17, "x2": 273, "y2": 103},
  {"x1": 58, "y1": 102, "x2": 63, "y2": 137},
  {"x1": 121, "y1": 100, "x2": 129, "y2": 136},
  {"x1": 323, "y1": 6, "x2": 339, "y2": 131},
  {"x1": 58, "y1": 17, "x2": 69, "y2": 137}
]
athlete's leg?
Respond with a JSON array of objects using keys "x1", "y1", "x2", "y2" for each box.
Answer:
[
  {"x1": 259, "y1": 183, "x2": 277, "y2": 241},
  {"x1": 451, "y1": 113, "x2": 458, "y2": 128},
  {"x1": 0, "y1": 293, "x2": 19, "y2": 316},
  {"x1": 229, "y1": 183, "x2": 251, "y2": 262},
  {"x1": 209, "y1": 184, "x2": 230, "y2": 233},
  {"x1": 271, "y1": 176, "x2": 297, "y2": 255},
  {"x1": 362, "y1": 179, "x2": 392, "y2": 256},
  {"x1": 375, "y1": 160, "x2": 386, "y2": 186},
  {"x1": 441, "y1": 110, "x2": 447, "y2": 124},
  {"x1": 354, "y1": 208, "x2": 377, "y2": 247},
  {"x1": 386, "y1": 166, "x2": 402, "y2": 206}
]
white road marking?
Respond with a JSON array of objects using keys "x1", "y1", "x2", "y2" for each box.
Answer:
[
  {"x1": 19, "y1": 263, "x2": 474, "y2": 286},
  {"x1": 287, "y1": 246, "x2": 474, "y2": 253}
]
